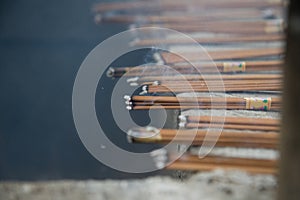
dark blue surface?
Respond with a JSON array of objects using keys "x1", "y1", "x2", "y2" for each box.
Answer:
[{"x1": 0, "y1": 0, "x2": 168, "y2": 180}]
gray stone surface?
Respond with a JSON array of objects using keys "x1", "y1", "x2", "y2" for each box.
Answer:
[{"x1": 0, "y1": 170, "x2": 277, "y2": 200}]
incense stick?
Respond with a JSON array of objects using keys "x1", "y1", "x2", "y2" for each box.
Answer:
[
  {"x1": 129, "y1": 74, "x2": 282, "y2": 85},
  {"x1": 179, "y1": 115, "x2": 279, "y2": 131},
  {"x1": 159, "y1": 48, "x2": 284, "y2": 63},
  {"x1": 128, "y1": 127, "x2": 279, "y2": 149},
  {"x1": 93, "y1": 0, "x2": 284, "y2": 13},
  {"x1": 126, "y1": 95, "x2": 281, "y2": 111},
  {"x1": 98, "y1": 9, "x2": 283, "y2": 23},
  {"x1": 131, "y1": 34, "x2": 284, "y2": 46},
  {"x1": 166, "y1": 153, "x2": 277, "y2": 174},
  {"x1": 107, "y1": 60, "x2": 283, "y2": 77}
]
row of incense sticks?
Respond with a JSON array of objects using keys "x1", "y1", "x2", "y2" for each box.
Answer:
[
  {"x1": 128, "y1": 74, "x2": 282, "y2": 84},
  {"x1": 93, "y1": 0, "x2": 284, "y2": 13},
  {"x1": 128, "y1": 127, "x2": 279, "y2": 149},
  {"x1": 129, "y1": 74, "x2": 283, "y2": 93},
  {"x1": 125, "y1": 95, "x2": 281, "y2": 111},
  {"x1": 166, "y1": 153, "x2": 277, "y2": 174},
  {"x1": 131, "y1": 33, "x2": 284, "y2": 46},
  {"x1": 95, "y1": 0, "x2": 285, "y2": 174},
  {"x1": 159, "y1": 47, "x2": 284, "y2": 63},
  {"x1": 142, "y1": 80, "x2": 282, "y2": 93},
  {"x1": 178, "y1": 115, "x2": 279, "y2": 131},
  {"x1": 97, "y1": 9, "x2": 283, "y2": 23},
  {"x1": 107, "y1": 60, "x2": 283, "y2": 77},
  {"x1": 134, "y1": 21, "x2": 284, "y2": 34}
]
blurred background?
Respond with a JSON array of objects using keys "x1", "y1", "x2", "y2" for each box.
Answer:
[{"x1": 0, "y1": 0, "x2": 164, "y2": 180}]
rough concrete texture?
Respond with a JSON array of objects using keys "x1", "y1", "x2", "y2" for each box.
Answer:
[{"x1": 0, "y1": 170, "x2": 276, "y2": 200}]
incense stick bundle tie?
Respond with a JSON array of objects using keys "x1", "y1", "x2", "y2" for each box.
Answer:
[
  {"x1": 245, "y1": 97, "x2": 272, "y2": 110},
  {"x1": 223, "y1": 62, "x2": 246, "y2": 72}
]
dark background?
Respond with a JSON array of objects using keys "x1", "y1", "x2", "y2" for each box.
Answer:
[{"x1": 0, "y1": 0, "x2": 167, "y2": 180}]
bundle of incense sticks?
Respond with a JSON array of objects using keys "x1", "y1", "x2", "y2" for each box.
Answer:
[
  {"x1": 131, "y1": 34, "x2": 284, "y2": 46},
  {"x1": 143, "y1": 80, "x2": 282, "y2": 93},
  {"x1": 98, "y1": 9, "x2": 283, "y2": 24},
  {"x1": 107, "y1": 60, "x2": 283, "y2": 77},
  {"x1": 132, "y1": 74, "x2": 283, "y2": 93},
  {"x1": 158, "y1": 47, "x2": 284, "y2": 63},
  {"x1": 94, "y1": 0, "x2": 285, "y2": 174},
  {"x1": 135, "y1": 21, "x2": 283, "y2": 34},
  {"x1": 93, "y1": 0, "x2": 284, "y2": 13},
  {"x1": 178, "y1": 115, "x2": 279, "y2": 131},
  {"x1": 128, "y1": 74, "x2": 282, "y2": 85},
  {"x1": 166, "y1": 153, "x2": 277, "y2": 174},
  {"x1": 128, "y1": 127, "x2": 279, "y2": 149},
  {"x1": 125, "y1": 95, "x2": 281, "y2": 111}
]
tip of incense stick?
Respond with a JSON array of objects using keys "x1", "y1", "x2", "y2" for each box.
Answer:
[
  {"x1": 126, "y1": 134, "x2": 133, "y2": 143},
  {"x1": 129, "y1": 38, "x2": 140, "y2": 47},
  {"x1": 152, "y1": 81, "x2": 160, "y2": 86},
  {"x1": 139, "y1": 90, "x2": 147, "y2": 95},
  {"x1": 178, "y1": 122, "x2": 186, "y2": 128},
  {"x1": 142, "y1": 85, "x2": 148, "y2": 93},
  {"x1": 150, "y1": 149, "x2": 168, "y2": 169},
  {"x1": 94, "y1": 14, "x2": 102, "y2": 24},
  {"x1": 123, "y1": 95, "x2": 131, "y2": 101},
  {"x1": 106, "y1": 67, "x2": 115, "y2": 77},
  {"x1": 262, "y1": 9, "x2": 276, "y2": 19},
  {"x1": 126, "y1": 77, "x2": 139, "y2": 83},
  {"x1": 153, "y1": 53, "x2": 163, "y2": 64},
  {"x1": 129, "y1": 82, "x2": 138, "y2": 87},
  {"x1": 129, "y1": 24, "x2": 136, "y2": 30},
  {"x1": 125, "y1": 100, "x2": 132, "y2": 105},
  {"x1": 178, "y1": 115, "x2": 187, "y2": 122},
  {"x1": 127, "y1": 126, "x2": 160, "y2": 137},
  {"x1": 126, "y1": 105, "x2": 132, "y2": 110}
]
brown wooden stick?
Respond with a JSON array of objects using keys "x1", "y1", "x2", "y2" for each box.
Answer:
[
  {"x1": 185, "y1": 123, "x2": 279, "y2": 131},
  {"x1": 93, "y1": 0, "x2": 283, "y2": 13},
  {"x1": 160, "y1": 48, "x2": 284, "y2": 63},
  {"x1": 135, "y1": 74, "x2": 282, "y2": 82},
  {"x1": 137, "y1": 23, "x2": 282, "y2": 34},
  {"x1": 99, "y1": 10, "x2": 283, "y2": 23},
  {"x1": 129, "y1": 128, "x2": 279, "y2": 149},
  {"x1": 108, "y1": 60, "x2": 283, "y2": 77},
  {"x1": 146, "y1": 84, "x2": 282, "y2": 93},
  {"x1": 130, "y1": 95, "x2": 282, "y2": 104},
  {"x1": 166, "y1": 154, "x2": 278, "y2": 174},
  {"x1": 132, "y1": 34, "x2": 284, "y2": 46},
  {"x1": 186, "y1": 115, "x2": 279, "y2": 126}
]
